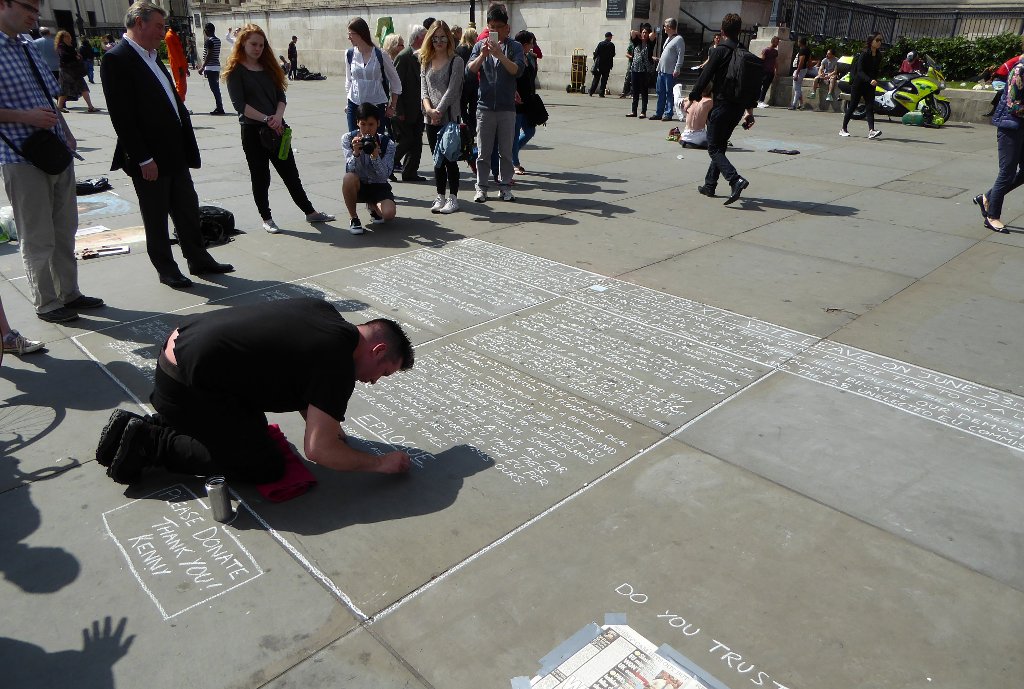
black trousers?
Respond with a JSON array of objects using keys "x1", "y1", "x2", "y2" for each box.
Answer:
[
  {"x1": 393, "y1": 115, "x2": 425, "y2": 176},
  {"x1": 205, "y1": 70, "x2": 223, "y2": 110},
  {"x1": 758, "y1": 72, "x2": 775, "y2": 103},
  {"x1": 842, "y1": 81, "x2": 876, "y2": 131},
  {"x1": 426, "y1": 124, "x2": 460, "y2": 195},
  {"x1": 630, "y1": 71, "x2": 649, "y2": 114},
  {"x1": 240, "y1": 124, "x2": 314, "y2": 221},
  {"x1": 621, "y1": 69, "x2": 632, "y2": 96},
  {"x1": 704, "y1": 101, "x2": 746, "y2": 189},
  {"x1": 131, "y1": 169, "x2": 215, "y2": 276},
  {"x1": 150, "y1": 363, "x2": 285, "y2": 483},
  {"x1": 589, "y1": 69, "x2": 610, "y2": 96}
]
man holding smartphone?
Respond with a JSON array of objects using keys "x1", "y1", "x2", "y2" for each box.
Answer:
[{"x1": 467, "y1": 4, "x2": 524, "y2": 203}]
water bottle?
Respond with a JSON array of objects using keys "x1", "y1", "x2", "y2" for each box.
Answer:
[{"x1": 278, "y1": 127, "x2": 292, "y2": 160}]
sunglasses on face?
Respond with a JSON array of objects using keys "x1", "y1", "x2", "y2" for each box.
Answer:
[{"x1": 432, "y1": 36, "x2": 448, "y2": 43}]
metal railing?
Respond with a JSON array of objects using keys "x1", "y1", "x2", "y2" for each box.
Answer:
[
  {"x1": 770, "y1": 0, "x2": 1024, "y2": 40},
  {"x1": 677, "y1": 7, "x2": 757, "y2": 55}
]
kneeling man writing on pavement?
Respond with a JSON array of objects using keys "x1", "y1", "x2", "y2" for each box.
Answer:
[{"x1": 96, "y1": 297, "x2": 414, "y2": 484}]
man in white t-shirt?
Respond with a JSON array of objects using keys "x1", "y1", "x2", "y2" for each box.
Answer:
[{"x1": 811, "y1": 50, "x2": 839, "y2": 102}]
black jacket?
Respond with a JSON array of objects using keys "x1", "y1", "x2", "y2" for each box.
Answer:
[
  {"x1": 853, "y1": 49, "x2": 883, "y2": 85},
  {"x1": 393, "y1": 45, "x2": 422, "y2": 118},
  {"x1": 690, "y1": 37, "x2": 738, "y2": 103},
  {"x1": 101, "y1": 39, "x2": 200, "y2": 175},
  {"x1": 593, "y1": 39, "x2": 615, "y2": 71}
]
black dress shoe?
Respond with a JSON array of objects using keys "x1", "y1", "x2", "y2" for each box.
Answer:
[
  {"x1": 973, "y1": 193, "x2": 989, "y2": 220},
  {"x1": 159, "y1": 273, "x2": 194, "y2": 289},
  {"x1": 401, "y1": 174, "x2": 428, "y2": 182},
  {"x1": 724, "y1": 177, "x2": 749, "y2": 205},
  {"x1": 697, "y1": 185, "x2": 716, "y2": 198},
  {"x1": 64, "y1": 295, "x2": 104, "y2": 309},
  {"x1": 188, "y1": 261, "x2": 235, "y2": 276},
  {"x1": 37, "y1": 306, "x2": 79, "y2": 323}
]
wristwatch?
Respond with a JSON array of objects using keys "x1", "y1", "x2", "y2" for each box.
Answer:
[{"x1": 263, "y1": 115, "x2": 270, "y2": 123}]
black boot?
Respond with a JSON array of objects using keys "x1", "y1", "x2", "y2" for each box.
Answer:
[
  {"x1": 96, "y1": 409, "x2": 144, "y2": 467},
  {"x1": 107, "y1": 419, "x2": 168, "y2": 484}
]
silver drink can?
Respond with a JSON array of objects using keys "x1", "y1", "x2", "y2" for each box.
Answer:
[{"x1": 205, "y1": 476, "x2": 235, "y2": 523}]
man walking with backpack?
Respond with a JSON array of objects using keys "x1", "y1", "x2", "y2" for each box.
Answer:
[{"x1": 690, "y1": 14, "x2": 756, "y2": 205}]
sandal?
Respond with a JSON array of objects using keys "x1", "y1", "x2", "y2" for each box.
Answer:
[
  {"x1": 87, "y1": 107, "x2": 100, "y2": 113},
  {"x1": 59, "y1": 107, "x2": 70, "y2": 113}
]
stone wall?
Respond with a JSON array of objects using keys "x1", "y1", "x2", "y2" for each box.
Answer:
[{"x1": 199, "y1": 0, "x2": 772, "y2": 88}]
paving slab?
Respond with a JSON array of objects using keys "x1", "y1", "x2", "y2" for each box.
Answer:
[
  {"x1": 619, "y1": 238, "x2": 915, "y2": 336},
  {"x1": 369, "y1": 440, "x2": 1024, "y2": 689},
  {"x1": 0, "y1": 466, "x2": 361, "y2": 689}
]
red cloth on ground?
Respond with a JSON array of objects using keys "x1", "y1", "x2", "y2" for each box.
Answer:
[{"x1": 257, "y1": 424, "x2": 318, "y2": 502}]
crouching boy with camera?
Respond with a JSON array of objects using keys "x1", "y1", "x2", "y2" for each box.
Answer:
[{"x1": 341, "y1": 103, "x2": 397, "y2": 235}]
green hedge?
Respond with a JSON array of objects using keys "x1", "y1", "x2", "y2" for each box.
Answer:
[{"x1": 808, "y1": 32, "x2": 1023, "y2": 81}]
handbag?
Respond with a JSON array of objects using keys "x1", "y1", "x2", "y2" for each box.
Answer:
[
  {"x1": 0, "y1": 44, "x2": 72, "y2": 175},
  {"x1": 525, "y1": 93, "x2": 548, "y2": 127},
  {"x1": 259, "y1": 124, "x2": 292, "y2": 159}
]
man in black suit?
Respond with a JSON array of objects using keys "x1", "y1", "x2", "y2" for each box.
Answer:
[{"x1": 101, "y1": 1, "x2": 233, "y2": 289}]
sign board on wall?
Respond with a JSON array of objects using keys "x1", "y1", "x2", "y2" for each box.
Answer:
[
  {"x1": 633, "y1": 0, "x2": 651, "y2": 19},
  {"x1": 607, "y1": 0, "x2": 627, "y2": 20}
]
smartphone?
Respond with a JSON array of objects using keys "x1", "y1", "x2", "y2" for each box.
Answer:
[{"x1": 488, "y1": 34, "x2": 499, "y2": 48}]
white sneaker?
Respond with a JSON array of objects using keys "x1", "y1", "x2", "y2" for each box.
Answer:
[
  {"x1": 262, "y1": 219, "x2": 281, "y2": 233},
  {"x1": 839, "y1": 129, "x2": 850, "y2": 137},
  {"x1": 2, "y1": 330, "x2": 43, "y2": 355},
  {"x1": 756, "y1": 102, "x2": 768, "y2": 109},
  {"x1": 439, "y1": 196, "x2": 459, "y2": 214},
  {"x1": 499, "y1": 189, "x2": 515, "y2": 202},
  {"x1": 473, "y1": 189, "x2": 487, "y2": 203},
  {"x1": 429, "y1": 194, "x2": 445, "y2": 213},
  {"x1": 868, "y1": 129, "x2": 882, "y2": 139}
]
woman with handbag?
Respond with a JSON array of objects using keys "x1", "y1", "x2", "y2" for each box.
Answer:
[
  {"x1": 223, "y1": 25, "x2": 335, "y2": 233},
  {"x1": 512, "y1": 30, "x2": 538, "y2": 175},
  {"x1": 975, "y1": 56, "x2": 1024, "y2": 234},
  {"x1": 421, "y1": 20, "x2": 464, "y2": 215},
  {"x1": 55, "y1": 30, "x2": 98, "y2": 113}
]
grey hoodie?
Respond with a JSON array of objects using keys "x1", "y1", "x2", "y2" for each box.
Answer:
[{"x1": 468, "y1": 38, "x2": 525, "y2": 112}]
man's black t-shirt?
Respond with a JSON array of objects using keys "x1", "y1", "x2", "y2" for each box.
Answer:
[{"x1": 173, "y1": 298, "x2": 359, "y2": 420}]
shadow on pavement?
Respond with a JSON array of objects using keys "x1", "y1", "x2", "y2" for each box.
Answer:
[
  {"x1": 730, "y1": 198, "x2": 860, "y2": 216},
  {"x1": 0, "y1": 617, "x2": 135, "y2": 689},
  {"x1": 235, "y1": 441, "x2": 492, "y2": 536}
]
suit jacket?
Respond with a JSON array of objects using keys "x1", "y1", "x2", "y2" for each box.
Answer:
[
  {"x1": 101, "y1": 39, "x2": 200, "y2": 176},
  {"x1": 393, "y1": 46, "x2": 421, "y2": 119}
]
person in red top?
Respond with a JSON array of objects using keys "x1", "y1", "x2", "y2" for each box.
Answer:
[
  {"x1": 986, "y1": 45, "x2": 1023, "y2": 117},
  {"x1": 899, "y1": 51, "x2": 924, "y2": 74},
  {"x1": 165, "y1": 26, "x2": 189, "y2": 102}
]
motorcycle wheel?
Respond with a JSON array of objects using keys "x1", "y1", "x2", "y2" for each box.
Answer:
[
  {"x1": 844, "y1": 99, "x2": 867, "y2": 120},
  {"x1": 933, "y1": 99, "x2": 951, "y2": 122}
]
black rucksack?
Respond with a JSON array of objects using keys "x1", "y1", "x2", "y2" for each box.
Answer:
[
  {"x1": 723, "y1": 44, "x2": 764, "y2": 108},
  {"x1": 198, "y1": 206, "x2": 236, "y2": 247}
]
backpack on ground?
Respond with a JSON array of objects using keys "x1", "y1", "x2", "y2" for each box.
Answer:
[
  {"x1": 723, "y1": 44, "x2": 764, "y2": 108},
  {"x1": 198, "y1": 206, "x2": 237, "y2": 247}
]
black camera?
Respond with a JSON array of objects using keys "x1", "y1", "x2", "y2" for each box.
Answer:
[{"x1": 359, "y1": 135, "x2": 376, "y2": 154}]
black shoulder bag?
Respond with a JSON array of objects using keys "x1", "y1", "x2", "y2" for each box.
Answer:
[{"x1": 0, "y1": 44, "x2": 73, "y2": 175}]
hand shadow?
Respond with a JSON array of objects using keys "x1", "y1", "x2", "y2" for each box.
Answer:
[{"x1": 0, "y1": 617, "x2": 135, "y2": 689}]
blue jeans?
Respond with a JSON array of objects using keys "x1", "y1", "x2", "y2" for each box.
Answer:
[
  {"x1": 654, "y1": 72, "x2": 675, "y2": 119},
  {"x1": 86, "y1": 59, "x2": 94, "y2": 83},
  {"x1": 987, "y1": 126, "x2": 1024, "y2": 220},
  {"x1": 206, "y1": 70, "x2": 223, "y2": 111},
  {"x1": 513, "y1": 113, "x2": 536, "y2": 167}
]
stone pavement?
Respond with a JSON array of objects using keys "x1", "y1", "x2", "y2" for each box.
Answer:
[{"x1": 1, "y1": 74, "x2": 1022, "y2": 689}]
